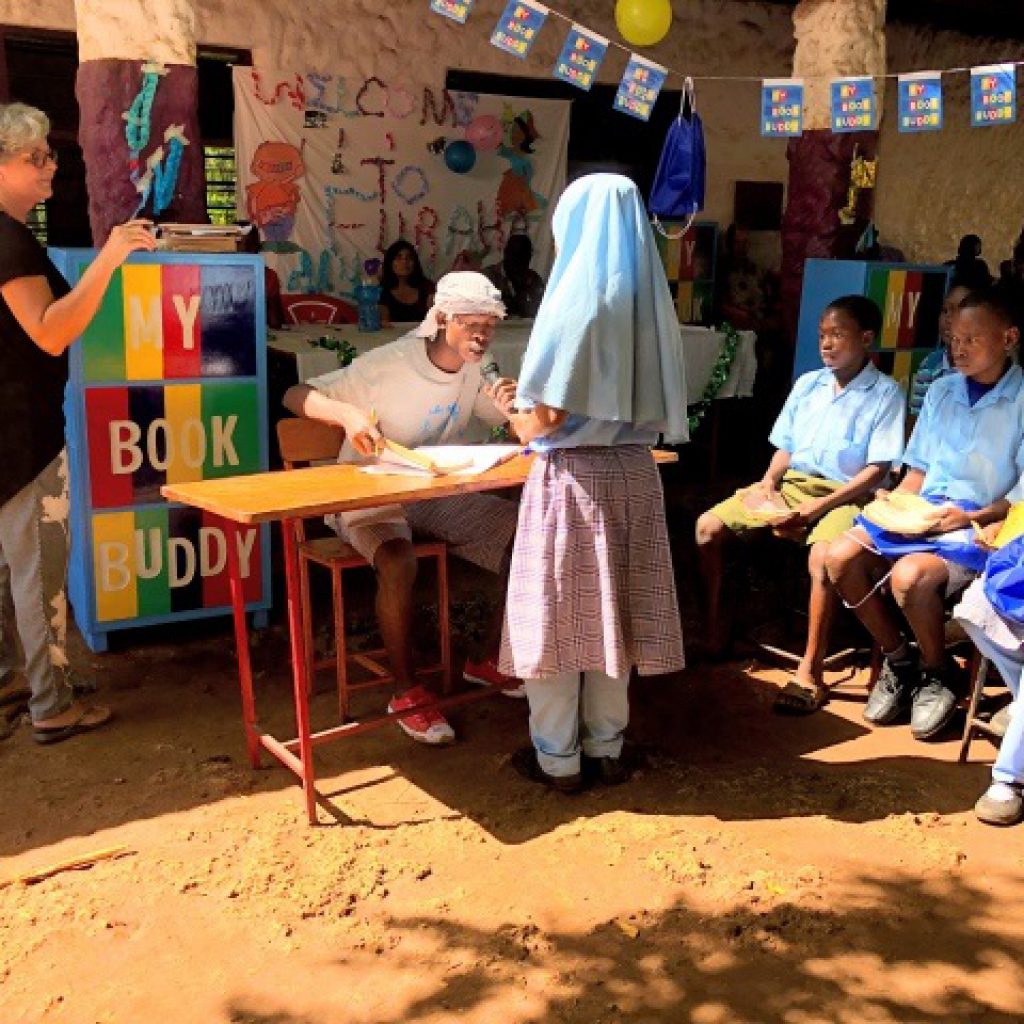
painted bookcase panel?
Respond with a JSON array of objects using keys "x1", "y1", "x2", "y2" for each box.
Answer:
[{"x1": 50, "y1": 250, "x2": 272, "y2": 652}]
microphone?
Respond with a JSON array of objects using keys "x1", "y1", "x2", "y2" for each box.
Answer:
[{"x1": 481, "y1": 359, "x2": 501, "y2": 386}]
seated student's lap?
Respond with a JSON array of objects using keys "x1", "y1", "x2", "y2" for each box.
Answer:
[
  {"x1": 836, "y1": 524, "x2": 976, "y2": 597},
  {"x1": 710, "y1": 469, "x2": 862, "y2": 546},
  {"x1": 327, "y1": 492, "x2": 517, "y2": 573}
]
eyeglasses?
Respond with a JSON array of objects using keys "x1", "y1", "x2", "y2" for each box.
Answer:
[
  {"x1": 452, "y1": 316, "x2": 498, "y2": 335},
  {"x1": 22, "y1": 148, "x2": 58, "y2": 169}
]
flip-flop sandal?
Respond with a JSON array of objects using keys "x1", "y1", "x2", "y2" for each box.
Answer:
[
  {"x1": 32, "y1": 705, "x2": 113, "y2": 746},
  {"x1": 773, "y1": 680, "x2": 827, "y2": 716}
]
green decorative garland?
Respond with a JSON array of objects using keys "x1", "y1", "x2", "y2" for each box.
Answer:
[
  {"x1": 687, "y1": 322, "x2": 742, "y2": 434},
  {"x1": 308, "y1": 334, "x2": 358, "y2": 367}
]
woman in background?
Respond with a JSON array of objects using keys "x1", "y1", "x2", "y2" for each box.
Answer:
[{"x1": 379, "y1": 239, "x2": 434, "y2": 324}]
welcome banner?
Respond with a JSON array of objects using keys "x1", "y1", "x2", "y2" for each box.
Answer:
[{"x1": 233, "y1": 70, "x2": 570, "y2": 299}]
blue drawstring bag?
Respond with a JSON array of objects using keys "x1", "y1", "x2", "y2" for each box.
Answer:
[
  {"x1": 855, "y1": 496, "x2": 988, "y2": 573},
  {"x1": 649, "y1": 77, "x2": 705, "y2": 238},
  {"x1": 983, "y1": 535, "x2": 1024, "y2": 625}
]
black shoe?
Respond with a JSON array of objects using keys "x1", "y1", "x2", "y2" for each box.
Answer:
[
  {"x1": 510, "y1": 746, "x2": 585, "y2": 793},
  {"x1": 910, "y1": 665, "x2": 959, "y2": 740},
  {"x1": 864, "y1": 655, "x2": 918, "y2": 725},
  {"x1": 583, "y1": 751, "x2": 635, "y2": 786}
]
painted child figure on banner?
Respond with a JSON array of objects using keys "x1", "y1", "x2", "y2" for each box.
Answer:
[
  {"x1": 283, "y1": 272, "x2": 524, "y2": 747},
  {"x1": 491, "y1": 173, "x2": 687, "y2": 792}
]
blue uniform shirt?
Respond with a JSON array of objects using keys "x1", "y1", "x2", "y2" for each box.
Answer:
[
  {"x1": 903, "y1": 364, "x2": 1024, "y2": 504},
  {"x1": 769, "y1": 362, "x2": 906, "y2": 483}
]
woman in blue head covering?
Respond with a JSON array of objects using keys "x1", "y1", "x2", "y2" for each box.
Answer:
[{"x1": 489, "y1": 173, "x2": 687, "y2": 792}]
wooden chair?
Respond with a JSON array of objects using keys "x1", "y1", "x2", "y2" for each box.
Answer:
[
  {"x1": 281, "y1": 294, "x2": 358, "y2": 326},
  {"x1": 958, "y1": 655, "x2": 1012, "y2": 763},
  {"x1": 276, "y1": 417, "x2": 451, "y2": 719}
]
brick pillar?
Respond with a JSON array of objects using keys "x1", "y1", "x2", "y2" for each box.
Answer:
[
  {"x1": 780, "y1": 0, "x2": 886, "y2": 344},
  {"x1": 74, "y1": 0, "x2": 206, "y2": 243}
]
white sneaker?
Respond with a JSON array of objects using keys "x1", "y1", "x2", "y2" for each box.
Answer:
[
  {"x1": 975, "y1": 781, "x2": 1024, "y2": 826},
  {"x1": 387, "y1": 686, "x2": 455, "y2": 745}
]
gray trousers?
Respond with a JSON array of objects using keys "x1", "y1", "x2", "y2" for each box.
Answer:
[{"x1": 0, "y1": 451, "x2": 74, "y2": 722}]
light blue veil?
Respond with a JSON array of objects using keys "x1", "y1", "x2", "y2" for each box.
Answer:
[{"x1": 517, "y1": 173, "x2": 689, "y2": 443}]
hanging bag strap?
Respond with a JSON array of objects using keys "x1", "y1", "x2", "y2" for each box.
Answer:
[{"x1": 653, "y1": 77, "x2": 699, "y2": 240}]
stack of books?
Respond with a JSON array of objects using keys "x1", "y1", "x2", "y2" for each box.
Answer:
[{"x1": 155, "y1": 224, "x2": 247, "y2": 253}]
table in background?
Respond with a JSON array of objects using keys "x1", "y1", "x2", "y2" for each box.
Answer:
[
  {"x1": 163, "y1": 450, "x2": 677, "y2": 825},
  {"x1": 268, "y1": 321, "x2": 757, "y2": 405}
]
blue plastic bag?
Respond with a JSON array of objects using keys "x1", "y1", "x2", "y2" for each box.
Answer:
[
  {"x1": 983, "y1": 535, "x2": 1024, "y2": 625},
  {"x1": 649, "y1": 77, "x2": 705, "y2": 232},
  {"x1": 855, "y1": 496, "x2": 988, "y2": 573}
]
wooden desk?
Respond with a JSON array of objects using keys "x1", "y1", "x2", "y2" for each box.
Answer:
[{"x1": 163, "y1": 450, "x2": 676, "y2": 823}]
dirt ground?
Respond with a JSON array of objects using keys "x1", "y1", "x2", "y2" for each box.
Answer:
[{"x1": 2, "y1": 552, "x2": 1024, "y2": 1024}]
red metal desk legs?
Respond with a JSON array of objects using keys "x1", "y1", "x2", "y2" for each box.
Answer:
[
  {"x1": 225, "y1": 517, "x2": 261, "y2": 770},
  {"x1": 279, "y1": 517, "x2": 318, "y2": 824},
  {"x1": 225, "y1": 516, "x2": 320, "y2": 824}
]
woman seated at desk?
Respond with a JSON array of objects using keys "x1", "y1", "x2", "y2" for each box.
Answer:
[{"x1": 379, "y1": 239, "x2": 434, "y2": 324}]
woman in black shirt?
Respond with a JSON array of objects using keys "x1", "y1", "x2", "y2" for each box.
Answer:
[
  {"x1": 0, "y1": 102, "x2": 155, "y2": 744},
  {"x1": 379, "y1": 239, "x2": 434, "y2": 324}
]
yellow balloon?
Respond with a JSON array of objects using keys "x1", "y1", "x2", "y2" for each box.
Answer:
[{"x1": 615, "y1": 0, "x2": 673, "y2": 47}]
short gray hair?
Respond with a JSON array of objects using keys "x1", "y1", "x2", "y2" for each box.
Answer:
[{"x1": 0, "y1": 103, "x2": 50, "y2": 157}]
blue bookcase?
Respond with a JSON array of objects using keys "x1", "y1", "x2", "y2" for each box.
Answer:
[{"x1": 50, "y1": 250, "x2": 272, "y2": 652}]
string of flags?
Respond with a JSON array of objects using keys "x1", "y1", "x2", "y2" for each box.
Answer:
[{"x1": 430, "y1": 0, "x2": 1023, "y2": 133}]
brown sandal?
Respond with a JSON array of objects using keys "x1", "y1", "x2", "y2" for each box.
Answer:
[
  {"x1": 33, "y1": 704, "x2": 113, "y2": 745},
  {"x1": 773, "y1": 680, "x2": 827, "y2": 715}
]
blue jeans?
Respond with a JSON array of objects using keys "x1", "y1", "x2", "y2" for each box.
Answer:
[
  {"x1": 960, "y1": 622, "x2": 1024, "y2": 786},
  {"x1": 0, "y1": 452, "x2": 74, "y2": 723},
  {"x1": 525, "y1": 670, "x2": 630, "y2": 778}
]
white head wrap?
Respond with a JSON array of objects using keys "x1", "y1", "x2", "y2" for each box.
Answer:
[{"x1": 413, "y1": 271, "x2": 507, "y2": 338}]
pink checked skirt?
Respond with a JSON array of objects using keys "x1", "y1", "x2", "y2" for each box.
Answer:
[{"x1": 498, "y1": 446, "x2": 685, "y2": 680}]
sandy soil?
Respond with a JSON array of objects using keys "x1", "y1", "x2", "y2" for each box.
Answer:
[{"x1": 2, "y1": 568, "x2": 1024, "y2": 1024}]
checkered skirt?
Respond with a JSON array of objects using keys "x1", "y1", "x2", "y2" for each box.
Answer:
[{"x1": 499, "y1": 446, "x2": 685, "y2": 680}]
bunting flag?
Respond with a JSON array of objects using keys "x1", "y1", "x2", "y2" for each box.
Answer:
[
  {"x1": 83, "y1": 382, "x2": 262, "y2": 509},
  {"x1": 426, "y1": 2, "x2": 1024, "y2": 133},
  {"x1": 761, "y1": 78, "x2": 804, "y2": 137},
  {"x1": 831, "y1": 76, "x2": 877, "y2": 132},
  {"x1": 898, "y1": 72, "x2": 943, "y2": 132},
  {"x1": 614, "y1": 55, "x2": 668, "y2": 121},
  {"x1": 553, "y1": 24, "x2": 608, "y2": 91},
  {"x1": 91, "y1": 507, "x2": 263, "y2": 623},
  {"x1": 971, "y1": 64, "x2": 1017, "y2": 126},
  {"x1": 490, "y1": 0, "x2": 548, "y2": 59},
  {"x1": 430, "y1": 0, "x2": 475, "y2": 23},
  {"x1": 79, "y1": 262, "x2": 258, "y2": 382}
]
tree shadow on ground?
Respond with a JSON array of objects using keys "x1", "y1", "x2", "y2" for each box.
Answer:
[{"x1": 226, "y1": 871, "x2": 1024, "y2": 1024}]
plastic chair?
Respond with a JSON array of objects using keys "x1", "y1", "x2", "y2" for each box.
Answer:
[
  {"x1": 275, "y1": 418, "x2": 451, "y2": 719},
  {"x1": 281, "y1": 294, "x2": 358, "y2": 326}
]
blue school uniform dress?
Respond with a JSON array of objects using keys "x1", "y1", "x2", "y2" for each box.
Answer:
[
  {"x1": 769, "y1": 362, "x2": 906, "y2": 482},
  {"x1": 903, "y1": 365, "x2": 1024, "y2": 505}
]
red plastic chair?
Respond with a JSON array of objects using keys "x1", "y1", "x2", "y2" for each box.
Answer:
[{"x1": 281, "y1": 293, "x2": 358, "y2": 325}]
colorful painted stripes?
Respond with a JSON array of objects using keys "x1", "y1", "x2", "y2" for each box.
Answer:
[
  {"x1": 91, "y1": 507, "x2": 263, "y2": 623},
  {"x1": 85, "y1": 382, "x2": 261, "y2": 509},
  {"x1": 80, "y1": 262, "x2": 258, "y2": 381}
]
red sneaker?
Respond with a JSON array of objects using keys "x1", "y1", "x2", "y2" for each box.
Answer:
[
  {"x1": 463, "y1": 658, "x2": 526, "y2": 698},
  {"x1": 387, "y1": 686, "x2": 455, "y2": 745}
]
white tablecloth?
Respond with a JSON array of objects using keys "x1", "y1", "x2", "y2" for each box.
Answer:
[{"x1": 269, "y1": 321, "x2": 756, "y2": 406}]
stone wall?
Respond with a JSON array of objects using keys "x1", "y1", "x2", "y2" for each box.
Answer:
[{"x1": 1, "y1": 0, "x2": 1021, "y2": 264}]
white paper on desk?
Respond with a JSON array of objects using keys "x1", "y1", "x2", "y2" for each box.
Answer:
[{"x1": 360, "y1": 444, "x2": 523, "y2": 477}]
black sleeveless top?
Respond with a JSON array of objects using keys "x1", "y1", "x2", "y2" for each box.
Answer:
[
  {"x1": 0, "y1": 212, "x2": 71, "y2": 506},
  {"x1": 381, "y1": 286, "x2": 431, "y2": 323}
]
